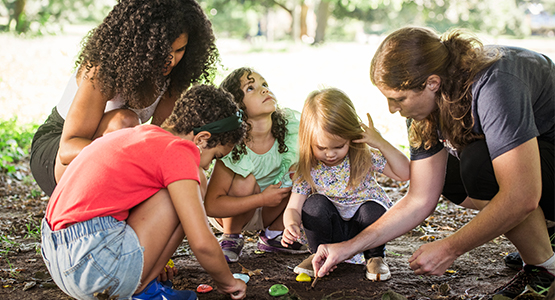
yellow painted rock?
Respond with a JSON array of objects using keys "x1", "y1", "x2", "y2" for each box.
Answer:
[
  {"x1": 295, "y1": 273, "x2": 311, "y2": 282},
  {"x1": 166, "y1": 259, "x2": 174, "y2": 268}
]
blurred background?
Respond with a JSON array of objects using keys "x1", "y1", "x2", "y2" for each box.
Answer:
[{"x1": 2, "y1": 0, "x2": 555, "y2": 148}]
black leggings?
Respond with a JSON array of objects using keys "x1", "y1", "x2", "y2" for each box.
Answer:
[
  {"x1": 442, "y1": 139, "x2": 554, "y2": 221},
  {"x1": 301, "y1": 194, "x2": 387, "y2": 259}
]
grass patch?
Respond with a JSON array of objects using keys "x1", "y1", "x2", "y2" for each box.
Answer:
[{"x1": 0, "y1": 118, "x2": 38, "y2": 176}]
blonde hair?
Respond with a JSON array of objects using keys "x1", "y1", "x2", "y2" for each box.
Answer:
[{"x1": 296, "y1": 88, "x2": 374, "y2": 190}]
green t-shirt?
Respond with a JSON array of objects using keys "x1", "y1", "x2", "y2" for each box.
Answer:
[{"x1": 220, "y1": 108, "x2": 300, "y2": 191}]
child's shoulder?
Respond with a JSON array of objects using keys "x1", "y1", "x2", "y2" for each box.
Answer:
[{"x1": 282, "y1": 107, "x2": 301, "y2": 120}]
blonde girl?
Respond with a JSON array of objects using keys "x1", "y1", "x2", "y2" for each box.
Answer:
[{"x1": 282, "y1": 88, "x2": 409, "y2": 281}]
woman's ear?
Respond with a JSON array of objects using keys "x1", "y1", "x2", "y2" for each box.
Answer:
[
  {"x1": 426, "y1": 75, "x2": 441, "y2": 92},
  {"x1": 193, "y1": 131, "x2": 211, "y2": 150}
]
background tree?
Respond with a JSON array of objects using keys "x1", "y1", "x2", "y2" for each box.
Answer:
[{"x1": 1, "y1": 0, "x2": 114, "y2": 34}]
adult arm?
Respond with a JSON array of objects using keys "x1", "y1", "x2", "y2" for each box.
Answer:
[
  {"x1": 167, "y1": 180, "x2": 246, "y2": 299},
  {"x1": 409, "y1": 138, "x2": 542, "y2": 275},
  {"x1": 58, "y1": 69, "x2": 111, "y2": 166},
  {"x1": 204, "y1": 160, "x2": 291, "y2": 218},
  {"x1": 151, "y1": 93, "x2": 177, "y2": 126},
  {"x1": 313, "y1": 149, "x2": 447, "y2": 277}
]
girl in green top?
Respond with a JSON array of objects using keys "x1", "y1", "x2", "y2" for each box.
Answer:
[{"x1": 204, "y1": 67, "x2": 309, "y2": 262}]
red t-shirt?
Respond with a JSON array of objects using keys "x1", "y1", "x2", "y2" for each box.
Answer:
[{"x1": 46, "y1": 125, "x2": 200, "y2": 231}]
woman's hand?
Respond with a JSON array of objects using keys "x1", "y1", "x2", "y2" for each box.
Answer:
[{"x1": 408, "y1": 239, "x2": 458, "y2": 276}]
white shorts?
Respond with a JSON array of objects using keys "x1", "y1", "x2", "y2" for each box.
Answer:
[{"x1": 208, "y1": 207, "x2": 264, "y2": 232}]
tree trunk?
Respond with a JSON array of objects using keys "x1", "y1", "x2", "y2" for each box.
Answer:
[
  {"x1": 313, "y1": 0, "x2": 330, "y2": 45},
  {"x1": 300, "y1": 2, "x2": 308, "y2": 38}
]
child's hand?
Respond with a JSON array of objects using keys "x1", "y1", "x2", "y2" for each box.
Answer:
[
  {"x1": 158, "y1": 259, "x2": 177, "y2": 282},
  {"x1": 282, "y1": 224, "x2": 301, "y2": 247},
  {"x1": 261, "y1": 183, "x2": 292, "y2": 207},
  {"x1": 352, "y1": 113, "x2": 385, "y2": 149},
  {"x1": 218, "y1": 278, "x2": 247, "y2": 299}
]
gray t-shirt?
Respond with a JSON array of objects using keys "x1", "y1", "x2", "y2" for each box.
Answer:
[{"x1": 410, "y1": 46, "x2": 555, "y2": 160}]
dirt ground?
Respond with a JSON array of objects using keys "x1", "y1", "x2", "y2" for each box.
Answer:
[{"x1": 0, "y1": 161, "x2": 534, "y2": 300}]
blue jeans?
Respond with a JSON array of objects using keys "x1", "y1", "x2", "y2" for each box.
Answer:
[{"x1": 41, "y1": 216, "x2": 144, "y2": 300}]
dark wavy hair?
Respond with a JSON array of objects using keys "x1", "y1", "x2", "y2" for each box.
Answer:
[
  {"x1": 370, "y1": 26, "x2": 500, "y2": 151},
  {"x1": 163, "y1": 85, "x2": 247, "y2": 148},
  {"x1": 219, "y1": 67, "x2": 289, "y2": 161},
  {"x1": 75, "y1": 0, "x2": 219, "y2": 109}
]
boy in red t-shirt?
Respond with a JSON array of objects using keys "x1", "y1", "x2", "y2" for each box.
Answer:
[{"x1": 41, "y1": 85, "x2": 248, "y2": 300}]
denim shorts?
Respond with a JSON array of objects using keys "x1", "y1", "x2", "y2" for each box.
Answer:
[{"x1": 41, "y1": 216, "x2": 144, "y2": 300}]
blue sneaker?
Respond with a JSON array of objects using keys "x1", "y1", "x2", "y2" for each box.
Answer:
[{"x1": 132, "y1": 278, "x2": 197, "y2": 300}]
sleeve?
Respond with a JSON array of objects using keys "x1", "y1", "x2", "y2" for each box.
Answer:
[
  {"x1": 219, "y1": 150, "x2": 254, "y2": 178},
  {"x1": 159, "y1": 139, "x2": 201, "y2": 186},
  {"x1": 473, "y1": 71, "x2": 539, "y2": 159},
  {"x1": 292, "y1": 176, "x2": 311, "y2": 195},
  {"x1": 407, "y1": 118, "x2": 444, "y2": 160},
  {"x1": 272, "y1": 108, "x2": 301, "y2": 186},
  {"x1": 370, "y1": 149, "x2": 387, "y2": 174}
]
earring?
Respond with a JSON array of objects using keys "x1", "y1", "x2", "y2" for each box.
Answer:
[{"x1": 196, "y1": 145, "x2": 203, "y2": 154}]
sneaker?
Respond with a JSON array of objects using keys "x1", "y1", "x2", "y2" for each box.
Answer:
[
  {"x1": 365, "y1": 257, "x2": 391, "y2": 281},
  {"x1": 257, "y1": 230, "x2": 309, "y2": 254},
  {"x1": 293, "y1": 254, "x2": 315, "y2": 277},
  {"x1": 132, "y1": 278, "x2": 197, "y2": 300},
  {"x1": 504, "y1": 252, "x2": 524, "y2": 271},
  {"x1": 219, "y1": 234, "x2": 244, "y2": 263},
  {"x1": 493, "y1": 265, "x2": 555, "y2": 298}
]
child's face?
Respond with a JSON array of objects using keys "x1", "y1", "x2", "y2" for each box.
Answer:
[
  {"x1": 199, "y1": 143, "x2": 234, "y2": 170},
  {"x1": 311, "y1": 130, "x2": 349, "y2": 167},
  {"x1": 240, "y1": 72, "x2": 276, "y2": 117}
]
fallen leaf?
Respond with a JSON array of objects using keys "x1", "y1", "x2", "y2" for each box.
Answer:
[{"x1": 238, "y1": 263, "x2": 263, "y2": 276}]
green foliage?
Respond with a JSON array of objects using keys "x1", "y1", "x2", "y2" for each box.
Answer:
[
  {"x1": 333, "y1": 0, "x2": 533, "y2": 37},
  {"x1": 1, "y1": 0, "x2": 115, "y2": 35},
  {"x1": 0, "y1": 118, "x2": 37, "y2": 175}
]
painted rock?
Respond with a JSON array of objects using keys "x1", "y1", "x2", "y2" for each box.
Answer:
[
  {"x1": 233, "y1": 273, "x2": 250, "y2": 283},
  {"x1": 196, "y1": 284, "x2": 213, "y2": 293},
  {"x1": 295, "y1": 273, "x2": 311, "y2": 282},
  {"x1": 268, "y1": 284, "x2": 289, "y2": 296}
]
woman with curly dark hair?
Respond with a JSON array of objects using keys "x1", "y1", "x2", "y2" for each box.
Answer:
[
  {"x1": 41, "y1": 84, "x2": 247, "y2": 300},
  {"x1": 312, "y1": 26, "x2": 555, "y2": 297},
  {"x1": 30, "y1": 0, "x2": 219, "y2": 196},
  {"x1": 204, "y1": 67, "x2": 309, "y2": 263}
]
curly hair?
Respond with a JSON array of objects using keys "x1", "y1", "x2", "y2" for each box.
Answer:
[
  {"x1": 75, "y1": 0, "x2": 218, "y2": 109},
  {"x1": 219, "y1": 67, "x2": 289, "y2": 161},
  {"x1": 296, "y1": 88, "x2": 373, "y2": 190},
  {"x1": 163, "y1": 85, "x2": 246, "y2": 148},
  {"x1": 370, "y1": 26, "x2": 500, "y2": 151}
]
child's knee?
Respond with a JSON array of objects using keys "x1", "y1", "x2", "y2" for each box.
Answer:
[
  {"x1": 228, "y1": 174, "x2": 259, "y2": 196},
  {"x1": 302, "y1": 194, "x2": 334, "y2": 216}
]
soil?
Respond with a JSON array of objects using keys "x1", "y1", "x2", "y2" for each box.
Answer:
[{"x1": 0, "y1": 160, "x2": 531, "y2": 300}]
